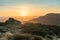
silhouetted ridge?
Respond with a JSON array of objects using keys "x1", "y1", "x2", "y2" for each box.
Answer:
[
  {"x1": 5, "y1": 18, "x2": 21, "y2": 25},
  {"x1": 30, "y1": 13, "x2": 60, "y2": 25}
]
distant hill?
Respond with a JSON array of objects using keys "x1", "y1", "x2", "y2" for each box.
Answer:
[{"x1": 29, "y1": 13, "x2": 60, "y2": 25}]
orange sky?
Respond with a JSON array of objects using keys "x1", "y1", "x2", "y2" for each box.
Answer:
[
  {"x1": 0, "y1": 5, "x2": 60, "y2": 21},
  {"x1": 0, "y1": 0, "x2": 60, "y2": 21},
  {"x1": 0, "y1": 5, "x2": 60, "y2": 17}
]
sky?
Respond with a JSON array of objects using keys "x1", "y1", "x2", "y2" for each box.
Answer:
[{"x1": 0, "y1": 0, "x2": 60, "y2": 21}]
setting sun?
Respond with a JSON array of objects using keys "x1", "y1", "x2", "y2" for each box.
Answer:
[{"x1": 21, "y1": 10, "x2": 28, "y2": 17}]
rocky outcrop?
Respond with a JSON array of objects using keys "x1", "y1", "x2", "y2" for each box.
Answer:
[
  {"x1": 4, "y1": 18, "x2": 22, "y2": 33},
  {"x1": 0, "y1": 18, "x2": 22, "y2": 33}
]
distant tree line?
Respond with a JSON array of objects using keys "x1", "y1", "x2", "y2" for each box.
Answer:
[{"x1": 22, "y1": 23, "x2": 60, "y2": 37}]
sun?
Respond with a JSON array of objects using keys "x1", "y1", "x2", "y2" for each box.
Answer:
[{"x1": 21, "y1": 10, "x2": 28, "y2": 17}]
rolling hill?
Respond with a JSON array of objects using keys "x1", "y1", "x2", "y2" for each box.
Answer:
[{"x1": 29, "y1": 13, "x2": 60, "y2": 25}]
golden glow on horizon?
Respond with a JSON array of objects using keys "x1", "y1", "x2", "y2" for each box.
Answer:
[
  {"x1": 21, "y1": 10, "x2": 28, "y2": 17},
  {"x1": 0, "y1": 4, "x2": 60, "y2": 21}
]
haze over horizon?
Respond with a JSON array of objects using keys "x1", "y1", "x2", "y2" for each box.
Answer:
[{"x1": 0, "y1": 0, "x2": 60, "y2": 21}]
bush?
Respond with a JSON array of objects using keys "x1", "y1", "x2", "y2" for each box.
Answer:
[{"x1": 13, "y1": 35, "x2": 30, "y2": 40}]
